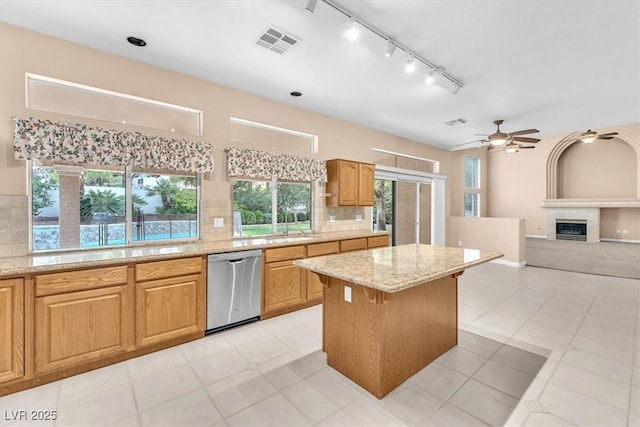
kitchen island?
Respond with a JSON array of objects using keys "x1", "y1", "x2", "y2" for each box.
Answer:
[{"x1": 294, "y1": 244, "x2": 502, "y2": 399}]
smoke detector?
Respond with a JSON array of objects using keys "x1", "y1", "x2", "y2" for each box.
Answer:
[{"x1": 256, "y1": 27, "x2": 301, "y2": 54}]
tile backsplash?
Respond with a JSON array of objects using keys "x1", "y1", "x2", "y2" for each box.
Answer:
[{"x1": 0, "y1": 195, "x2": 29, "y2": 258}]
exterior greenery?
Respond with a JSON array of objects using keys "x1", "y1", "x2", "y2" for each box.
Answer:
[
  {"x1": 233, "y1": 179, "x2": 311, "y2": 235},
  {"x1": 31, "y1": 166, "x2": 58, "y2": 216}
]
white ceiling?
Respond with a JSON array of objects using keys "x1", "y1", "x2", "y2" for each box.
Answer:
[{"x1": 1, "y1": 0, "x2": 638, "y2": 150}]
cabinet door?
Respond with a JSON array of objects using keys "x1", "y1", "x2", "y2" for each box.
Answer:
[
  {"x1": 263, "y1": 261, "x2": 305, "y2": 315},
  {"x1": 338, "y1": 160, "x2": 359, "y2": 206},
  {"x1": 0, "y1": 278, "x2": 24, "y2": 383},
  {"x1": 136, "y1": 275, "x2": 200, "y2": 347},
  {"x1": 35, "y1": 285, "x2": 129, "y2": 374},
  {"x1": 367, "y1": 235, "x2": 390, "y2": 249},
  {"x1": 306, "y1": 271, "x2": 324, "y2": 303},
  {"x1": 358, "y1": 163, "x2": 375, "y2": 206}
]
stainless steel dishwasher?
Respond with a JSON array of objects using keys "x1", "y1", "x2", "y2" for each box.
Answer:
[{"x1": 206, "y1": 249, "x2": 262, "y2": 334}]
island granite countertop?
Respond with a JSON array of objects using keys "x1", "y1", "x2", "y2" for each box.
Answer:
[
  {"x1": 0, "y1": 230, "x2": 387, "y2": 276},
  {"x1": 294, "y1": 244, "x2": 503, "y2": 293}
]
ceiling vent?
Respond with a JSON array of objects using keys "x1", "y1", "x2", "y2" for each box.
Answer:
[
  {"x1": 445, "y1": 118, "x2": 468, "y2": 126},
  {"x1": 256, "y1": 27, "x2": 300, "y2": 54}
]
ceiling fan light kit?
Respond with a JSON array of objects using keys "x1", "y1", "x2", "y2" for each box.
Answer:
[
  {"x1": 505, "y1": 143, "x2": 519, "y2": 154},
  {"x1": 580, "y1": 130, "x2": 598, "y2": 143},
  {"x1": 575, "y1": 129, "x2": 619, "y2": 144},
  {"x1": 456, "y1": 119, "x2": 541, "y2": 153}
]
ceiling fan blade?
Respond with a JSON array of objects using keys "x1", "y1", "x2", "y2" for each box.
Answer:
[
  {"x1": 597, "y1": 136, "x2": 615, "y2": 140},
  {"x1": 487, "y1": 144, "x2": 495, "y2": 150},
  {"x1": 512, "y1": 136, "x2": 540, "y2": 143},
  {"x1": 508, "y1": 128, "x2": 539, "y2": 136},
  {"x1": 519, "y1": 146, "x2": 536, "y2": 149},
  {"x1": 598, "y1": 132, "x2": 618, "y2": 137},
  {"x1": 455, "y1": 139, "x2": 485, "y2": 147}
]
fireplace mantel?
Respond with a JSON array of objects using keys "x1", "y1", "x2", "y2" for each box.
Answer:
[{"x1": 541, "y1": 199, "x2": 640, "y2": 209}]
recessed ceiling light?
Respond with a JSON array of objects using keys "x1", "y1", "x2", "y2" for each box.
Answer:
[
  {"x1": 290, "y1": 91, "x2": 302, "y2": 97},
  {"x1": 127, "y1": 36, "x2": 146, "y2": 47}
]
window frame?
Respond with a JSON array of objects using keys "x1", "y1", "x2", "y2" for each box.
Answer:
[
  {"x1": 232, "y1": 177, "x2": 312, "y2": 237},
  {"x1": 29, "y1": 160, "x2": 200, "y2": 253},
  {"x1": 463, "y1": 155, "x2": 480, "y2": 217}
]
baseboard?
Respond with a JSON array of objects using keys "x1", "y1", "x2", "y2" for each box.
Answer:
[
  {"x1": 600, "y1": 238, "x2": 640, "y2": 244},
  {"x1": 490, "y1": 258, "x2": 526, "y2": 268},
  {"x1": 525, "y1": 234, "x2": 546, "y2": 239}
]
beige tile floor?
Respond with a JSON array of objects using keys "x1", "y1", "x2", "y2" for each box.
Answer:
[{"x1": 1, "y1": 263, "x2": 638, "y2": 427}]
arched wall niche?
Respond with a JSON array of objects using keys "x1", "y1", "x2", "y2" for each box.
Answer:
[{"x1": 546, "y1": 128, "x2": 640, "y2": 199}]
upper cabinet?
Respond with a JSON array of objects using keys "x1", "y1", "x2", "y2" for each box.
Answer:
[{"x1": 326, "y1": 159, "x2": 375, "y2": 207}]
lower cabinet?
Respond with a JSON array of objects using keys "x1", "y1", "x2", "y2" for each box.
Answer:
[
  {"x1": 263, "y1": 259, "x2": 306, "y2": 316},
  {"x1": 0, "y1": 278, "x2": 24, "y2": 383},
  {"x1": 135, "y1": 257, "x2": 205, "y2": 347},
  {"x1": 30, "y1": 257, "x2": 204, "y2": 377},
  {"x1": 35, "y1": 285, "x2": 130, "y2": 374},
  {"x1": 135, "y1": 274, "x2": 201, "y2": 347},
  {"x1": 306, "y1": 241, "x2": 339, "y2": 304}
]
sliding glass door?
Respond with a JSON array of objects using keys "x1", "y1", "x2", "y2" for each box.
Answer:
[{"x1": 373, "y1": 167, "x2": 444, "y2": 246}]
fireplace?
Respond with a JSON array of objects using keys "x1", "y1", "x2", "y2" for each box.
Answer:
[{"x1": 556, "y1": 219, "x2": 587, "y2": 241}]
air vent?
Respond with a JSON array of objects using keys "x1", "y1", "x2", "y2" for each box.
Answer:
[
  {"x1": 444, "y1": 118, "x2": 469, "y2": 126},
  {"x1": 256, "y1": 27, "x2": 301, "y2": 54}
]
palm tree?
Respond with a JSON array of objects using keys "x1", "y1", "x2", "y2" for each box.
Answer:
[
  {"x1": 145, "y1": 178, "x2": 178, "y2": 212},
  {"x1": 80, "y1": 189, "x2": 124, "y2": 217}
]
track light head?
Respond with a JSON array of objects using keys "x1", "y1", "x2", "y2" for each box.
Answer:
[
  {"x1": 385, "y1": 41, "x2": 396, "y2": 58},
  {"x1": 345, "y1": 18, "x2": 359, "y2": 42},
  {"x1": 305, "y1": 0, "x2": 318, "y2": 13},
  {"x1": 405, "y1": 53, "x2": 416, "y2": 74},
  {"x1": 425, "y1": 67, "x2": 443, "y2": 85}
]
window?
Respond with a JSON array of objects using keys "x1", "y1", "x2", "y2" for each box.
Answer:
[
  {"x1": 27, "y1": 73, "x2": 203, "y2": 136},
  {"x1": 463, "y1": 155, "x2": 480, "y2": 217},
  {"x1": 30, "y1": 161, "x2": 198, "y2": 252},
  {"x1": 232, "y1": 178, "x2": 311, "y2": 237}
]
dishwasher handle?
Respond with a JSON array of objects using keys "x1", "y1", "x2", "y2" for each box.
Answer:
[{"x1": 207, "y1": 249, "x2": 263, "y2": 262}]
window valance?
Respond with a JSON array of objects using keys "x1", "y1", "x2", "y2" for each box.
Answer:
[
  {"x1": 225, "y1": 147, "x2": 327, "y2": 183},
  {"x1": 13, "y1": 117, "x2": 215, "y2": 173}
]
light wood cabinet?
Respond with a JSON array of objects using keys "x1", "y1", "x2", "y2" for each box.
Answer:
[
  {"x1": 367, "y1": 235, "x2": 390, "y2": 249},
  {"x1": 35, "y1": 285, "x2": 131, "y2": 374},
  {"x1": 0, "y1": 278, "x2": 24, "y2": 383},
  {"x1": 135, "y1": 257, "x2": 204, "y2": 347},
  {"x1": 262, "y1": 245, "x2": 308, "y2": 319},
  {"x1": 340, "y1": 238, "x2": 367, "y2": 252},
  {"x1": 326, "y1": 159, "x2": 375, "y2": 207},
  {"x1": 358, "y1": 163, "x2": 375, "y2": 206},
  {"x1": 263, "y1": 259, "x2": 306, "y2": 316},
  {"x1": 306, "y1": 241, "x2": 339, "y2": 303}
]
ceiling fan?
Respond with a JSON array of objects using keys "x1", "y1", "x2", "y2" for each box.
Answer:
[
  {"x1": 574, "y1": 129, "x2": 619, "y2": 144},
  {"x1": 456, "y1": 119, "x2": 541, "y2": 151},
  {"x1": 502, "y1": 142, "x2": 536, "y2": 154}
]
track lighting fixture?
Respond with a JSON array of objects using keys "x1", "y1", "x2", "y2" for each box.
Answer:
[
  {"x1": 305, "y1": 0, "x2": 318, "y2": 13},
  {"x1": 425, "y1": 67, "x2": 443, "y2": 84},
  {"x1": 345, "y1": 18, "x2": 359, "y2": 42},
  {"x1": 315, "y1": 0, "x2": 464, "y2": 94},
  {"x1": 405, "y1": 53, "x2": 416, "y2": 74},
  {"x1": 385, "y1": 41, "x2": 396, "y2": 58}
]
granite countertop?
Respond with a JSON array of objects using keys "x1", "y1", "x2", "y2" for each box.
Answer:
[
  {"x1": 294, "y1": 244, "x2": 503, "y2": 293},
  {"x1": 0, "y1": 230, "x2": 387, "y2": 276}
]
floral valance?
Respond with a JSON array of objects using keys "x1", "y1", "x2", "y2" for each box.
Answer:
[
  {"x1": 225, "y1": 147, "x2": 327, "y2": 183},
  {"x1": 13, "y1": 117, "x2": 215, "y2": 173}
]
